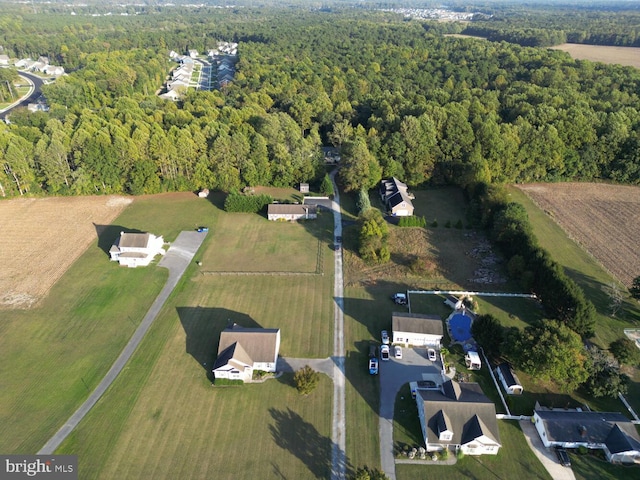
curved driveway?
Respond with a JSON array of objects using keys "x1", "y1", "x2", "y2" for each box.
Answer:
[{"x1": 38, "y1": 231, "x2": 206, "y2": 454}]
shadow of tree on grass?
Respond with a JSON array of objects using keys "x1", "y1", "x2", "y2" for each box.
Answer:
[{"x1": 269, "y1": 407, "x2": 351, "y2": 480}]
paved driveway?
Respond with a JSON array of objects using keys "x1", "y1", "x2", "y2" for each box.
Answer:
[
  {"x1": 379, "y1": 348, "x2": 440, "y2": 480},
  {"x1": 520, "y1": 419, "x2": 576, "y2": 480},
  {"x1": 38, "y1": 231, "x2": 206, "y2": 454}
]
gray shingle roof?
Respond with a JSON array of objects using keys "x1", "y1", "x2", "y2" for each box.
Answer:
[
  {"x1": 535, "y1": 409, "x2": 640, "y2": 448},
  {"x1": 420, "y1": 380, "x2": 500, "y2": 447},
  {"x1": 118, "y1": 232, "x2": 151, "y2": 248},
  {"x1": 267, "y1": 204, "x2": 317, "y2": 216},
  {"x1": 216, "y1": 326, "x2": 280, "y2": 364},
  {"x1": 392, "y1": 312, "x2": 443, "y2": 336}
]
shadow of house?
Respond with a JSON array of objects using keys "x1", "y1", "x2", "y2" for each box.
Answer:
[
  {"x1": 269, "y1": 407, "x2": 352, "y2": 479},
  {"x1": 93, "y1": 224, "x2": 145, "y2": 257},
  {"x1": 176, "y1": 306, "x2": 260, "y2": 374}
]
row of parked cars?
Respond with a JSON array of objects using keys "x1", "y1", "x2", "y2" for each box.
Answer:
[{"x1": 369, "y1": 330, "x2": 403, "y2": 375}]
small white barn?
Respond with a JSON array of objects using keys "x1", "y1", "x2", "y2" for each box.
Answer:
[
  {"x1": 267, "y1": 204, "x2": 317, "y2": 221},
  {"x1": 392, "y1": 313, "x2": 443, "y2": 348},
  {"x1": 213, "y1": 324, "x2": 281, "y2": 382},
  {"x1": 495, "y1": 363, "x2": 523, "y2": 395},
  {"x1": 109, "y1": 232, "x2": 165, "y2": 268},
  {"x1": 465, "y1": 351, "x2": 481, "y2": 370}
]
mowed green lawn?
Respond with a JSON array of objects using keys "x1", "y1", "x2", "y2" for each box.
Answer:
[
  {"x1": 53, "y1": 194, "x2": 336, "y2": 477},
  {"x1": 202, "y1": 208, "x2": 332, "y2": 272},
  {"x1": 0, "y1": 193, "x2": 218, "y2": 454}
]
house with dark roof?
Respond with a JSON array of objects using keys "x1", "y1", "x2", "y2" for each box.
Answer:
[
  {"x1": 416, "y1": 379, "x2": 501, "y2": 455},
  {"x1": 267, "y1": 204, "x2": 317, "y2": 221},
  {"x1": 212, "y1": 324, "x2": 281, "y2": 382},
  {"x1": 379, "y1": 177, "x2": 414, "y2": 216},
  {"x1": 109, "y1": 232, "x2": 165, "y2": 268},
  {"x1": 495, "y1": 363, "x2": 523, "y2": 395},
  {"x1": 392, "y1": 312, "x2": 443, "y2": 347},
  {"x1": 533, "y1": 406, "x2": 640, "y2": 464}
]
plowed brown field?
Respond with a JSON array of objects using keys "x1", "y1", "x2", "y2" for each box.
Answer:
[
  {"x1": 0, "y1": 195, "x2": 132, "y2": 308},
  {"x1": 516, "y1": 183, "x2": 640, "y2": 288}
]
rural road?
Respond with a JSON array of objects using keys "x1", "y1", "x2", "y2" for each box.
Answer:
[
  {"x1": 330, "y1": 169, "x2": 347, "y2": 480},
  {"x1": 38, "y1": 231, "x2": 206, "y2": 455},
  {"x1": 0, "y1": 71, "x2": 43, "y2": 119}
]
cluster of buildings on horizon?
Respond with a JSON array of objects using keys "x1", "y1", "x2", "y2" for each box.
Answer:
[
  {"x1": 160, "y1": 42, "x2": 237, "y2": 101},
  {"x1": 379, "y1": 7, "x2": 490, "y2": 21}
]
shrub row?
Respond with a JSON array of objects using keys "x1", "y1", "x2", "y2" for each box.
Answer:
[
  {"x1": 224, "y1": 193, "x2": 273, "y2": 213},
  {"x1": 398, "y1": 216, "x2": 427, "y2": 227}
]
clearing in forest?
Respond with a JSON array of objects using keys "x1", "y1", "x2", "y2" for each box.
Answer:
[
  {"x1": 552, "y1": 43, "x2": 640, "y2": 68},
  {"x1": 515, "y1": 183, "x2": 640, "y2": 288},
  {"x1": 0, "y1": 195, "x2": 132, "y2": 308}
]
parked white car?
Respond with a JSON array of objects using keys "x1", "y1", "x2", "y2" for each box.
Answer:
[
  {"x1": 428, "y1": 348, "x2": 437, "y2": 362},
  {"x1": 381, "y1": 330, "x2": 390, "y2": 345},
  {"x1": 394, "y1": 346, "x2": 402, "y2": 359},
  {"x1": 380, "y1": 345, "x2": 390, "y2": 361}
]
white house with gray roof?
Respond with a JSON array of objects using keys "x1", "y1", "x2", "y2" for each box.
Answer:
[
  {"x1": 109, "y1": 232, "x2": 165, "y2": 268},
  {"x1": 392, "y1": 312, "x2": 443, "y2": 347},
  {"x1": 267, "y1": 204, "x2": 317, "y2": 221},
  {"x1": 213, "y1": 324, "x2": 281, "y2": 382},
  {"x1": 416, "y1": 379, "x2": 501, "y2": 455},
  {"x1": 533, "y1": 406, "x2": 640, "y2": 464}
]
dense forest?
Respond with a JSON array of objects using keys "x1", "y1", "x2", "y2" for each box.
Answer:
[{"x1": 1, "y1": 3, "x2": 640, "y2": 198}]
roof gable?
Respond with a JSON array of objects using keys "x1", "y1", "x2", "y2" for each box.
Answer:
[
  {"x1": 217, "y1": 326, "x2": 280, "y2": 363},
  {"x1": 213, "y1": 341, "x2": 253, "y2": 370},
  {"x1": 420, "y1": 381, "x2": 500, "y2": 448}
]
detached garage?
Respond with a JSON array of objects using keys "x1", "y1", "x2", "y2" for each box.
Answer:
[{"x1": 392, "y1": 312, "x2": 444, "y2": 347}]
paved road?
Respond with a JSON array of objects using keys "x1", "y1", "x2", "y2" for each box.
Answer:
[
  {"x1": 0, "y1": 71, "x2": 44, "y2": 119},
  {"x1": 38, "y1": 231, "x2": 206, "y2": 454},
  {"x1": 277, "y1": 357, "x2": 335, "y2": 378},
  {"x1": 330, "y1": 170, "x2": 347, "y2": 480},
  {"x1": 519, "y1": 419, "x2": 576, "y2": 480},
  {"x1": 379, "y1": 348, "x2": 441, "y2": 479}
]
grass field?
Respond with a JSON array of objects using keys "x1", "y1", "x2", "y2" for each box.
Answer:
[
  {"x1": 6, "y1": 180, "x2": 640, "y2": 477},
  {"x1": 0, "y1": 193, "x2": 219, "y2": 454},
  {"x1": 49, "y1": 192, "x2": 336, "y2": 477}
]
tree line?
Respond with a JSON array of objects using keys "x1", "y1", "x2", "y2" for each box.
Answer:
[{"x1": 1, "y1": 7, "x2": 640, "y2": 198}]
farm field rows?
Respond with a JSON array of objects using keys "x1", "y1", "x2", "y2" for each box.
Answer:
[
  {"x1": 0, "y1": 195, "x2": 132, "y2": 308},
  {"x1": 515, "y1": 183, "x2": 640, "y2": 288}
]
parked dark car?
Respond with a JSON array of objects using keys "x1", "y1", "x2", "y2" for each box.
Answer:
[{"x1": 555, "y1": 447, "x2": 571, "y2": 467}]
